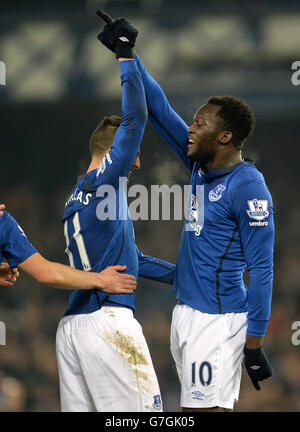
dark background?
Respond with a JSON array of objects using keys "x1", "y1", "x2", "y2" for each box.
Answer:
[{"x1": 0, "y1": 0, "x2": 299, "y2": 411}]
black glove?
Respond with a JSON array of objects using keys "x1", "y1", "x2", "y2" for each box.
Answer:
[
  {"x1": 96, "y1": 10, "x2": 138, "y2": 59},
  {"x1": 243, "y1": 345, "x2": 272, "y2": 391}
]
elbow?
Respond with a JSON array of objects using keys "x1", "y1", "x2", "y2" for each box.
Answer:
[
  {"x1": 123, "y1": 110, "x2": 147, "y2": 132},
  {"x1": 139, "y1": 103, "x2": 148, "y2": 126},
  {"x1": 128, "y1": 103, "x2": 148, "y2": 128}
]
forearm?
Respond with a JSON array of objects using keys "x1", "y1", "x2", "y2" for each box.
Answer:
[
  {"x1": 137, "y1": 248, "x2": 176, "y2": 285},
  {"x1": 246, "y1": 268, "x2": 273, "y2": 337},
  {"x1": 135, "y1": 54, "x2": 190, "y2": 167},
  {"x1": 135, "y1": 54, "x2": 170, "y2": 114},
  {"x1": 111, "y1": 59, "x2": 147, "y2": 166},
  {"x1": 119, "y1": 59, "x2": 147, "y2": 132},
  {"x1": 19, "y1": 253, "x2": 99, "y2": 290},
  {"x1": 40, "y1": 261, "x2": 99, "y2": 290}
]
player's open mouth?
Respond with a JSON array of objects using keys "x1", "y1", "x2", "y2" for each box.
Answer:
[{"x1": 188, "y1": 141, "x2": 196, "y2": 150}]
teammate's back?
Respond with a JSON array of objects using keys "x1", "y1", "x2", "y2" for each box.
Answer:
[
  {"x1": 62, "y1": 59, "x2": 147, "y2": 317},
  {"x1": 63, "y1": 166, "x2": 137, "y2": 315},
  {"x1": 56, "y1": 24, "x2": 164, "y2": 411}
]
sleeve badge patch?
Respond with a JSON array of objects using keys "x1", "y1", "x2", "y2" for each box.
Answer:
[{"x1": 246, "y1": 199, "x2": 269, "y2": 221}]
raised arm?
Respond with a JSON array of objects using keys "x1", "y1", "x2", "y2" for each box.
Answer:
[
  {"x1": 96, "y1": 11, "x2": 191, "y2": 170},
  {"x1": 135, "y1": 54, "x2": 191, "y2": 170},
  {"x1": 108, "y1": 59, "x2": 147, "y2": 176},
  {"x1": 94, "y1": 14, "x2": 147, "y2": 184}
]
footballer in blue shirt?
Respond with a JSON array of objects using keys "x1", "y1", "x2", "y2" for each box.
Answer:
[
  {"x1": 97, "y1": 12, "x2": 274, "y2": 412},
  {"x1": 55, "y1": 15, "x2": 175, "y2": 413},
  {"x1": 0, "y1": 203, "x2": 136, "y2": 292},
  {"x1": 0, "y1": 204, "x2": 19, "y2": 286}
]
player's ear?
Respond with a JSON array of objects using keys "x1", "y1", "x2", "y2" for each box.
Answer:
[{"x1": 218, "y1": 131, "x2": 232, "y2": 145}]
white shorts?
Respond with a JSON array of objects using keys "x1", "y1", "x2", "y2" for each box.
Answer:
[
  {"x1": 170, "y1": 304, "x2": 247, "y2": 410},
  {"x1": 56, "y1": 307, "x2": 162, "y2": 412}
]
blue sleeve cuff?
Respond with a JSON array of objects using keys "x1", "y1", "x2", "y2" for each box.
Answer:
[
  {"x1": 119, "y1": 59, "x2": 139, "y2": 74},
  {"x1": 247, "y1": 318, "x2": 269, "y2": 337}
]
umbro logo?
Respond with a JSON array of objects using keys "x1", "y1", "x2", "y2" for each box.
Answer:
[
  {"x1": 192, "y1": 391, "x2": 205, "y2": 400},
  {"x1": 119, "y1": 36, "x2": 129, "y2": 42},
  {"x1": 250, "y1": 365, "x2": 261, "y2": 370}
]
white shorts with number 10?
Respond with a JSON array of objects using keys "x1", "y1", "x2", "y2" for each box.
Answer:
[{"x1": 170, "y1": 304, "x2": 247, "y2": 410}]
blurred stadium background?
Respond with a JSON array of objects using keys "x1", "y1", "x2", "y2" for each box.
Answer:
[{"x1": 0, "y1": 0, "x2": 299, "y2": 412}]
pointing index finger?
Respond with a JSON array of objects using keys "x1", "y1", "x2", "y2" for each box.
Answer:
[{"x1": 96, "y1": 10, "x2": 114, "y2": 25}]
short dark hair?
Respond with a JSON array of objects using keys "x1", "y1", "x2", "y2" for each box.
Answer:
[
  {"x1": 207, "y1": 96, "x2": 255, "y2": 150},
  {"x1": 89, "y1": 115, "x2": 121, "y2": 157}
]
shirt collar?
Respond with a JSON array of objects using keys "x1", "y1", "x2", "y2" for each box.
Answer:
[{"x1": 199, "y1": 159, "x2": 254, "y2": 181}]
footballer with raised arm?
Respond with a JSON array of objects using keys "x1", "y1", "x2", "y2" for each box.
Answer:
[
  {"x1": 55, "y1": 13, "x2": 175, "y2": 412},
  {"x1": 97, "y1": 11, "x2": 274, "y2": 412}
]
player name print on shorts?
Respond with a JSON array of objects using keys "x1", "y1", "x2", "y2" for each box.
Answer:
[
  {"x1": 208, "y1": 184, "x2": 226, "y2": 202},
  {"x1": 247, "y1": 198, "x2": 269, "y2": 226}
]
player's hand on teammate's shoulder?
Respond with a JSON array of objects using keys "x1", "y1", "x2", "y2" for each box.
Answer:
[
  {"x1": 0, "y1": 204, "x2": 6, "y2": 216},
  {"x1": 97, "y1": 265, "x2": 137, "y2": 294},
  {"x1": 0, "y1": 262, "x2": 19, "y2": 287}
]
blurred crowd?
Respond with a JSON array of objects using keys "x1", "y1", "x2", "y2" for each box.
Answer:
[
  {"x1": 0, "y1": 138, "x2": 299, "y2": 411},
  {"x1": 0, "y1": 0, "x2": 299, "y2": 412}
]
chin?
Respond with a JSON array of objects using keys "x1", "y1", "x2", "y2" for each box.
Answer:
[
  {"x1": 187, "y1": 148, "x2": 197, "y2": 159},
  {"x1": 188, "y1": 151, "x2": 214, "y2": 166},
  {"x1": 187, "y1": 150, "x2": 201, "y2": 163}
]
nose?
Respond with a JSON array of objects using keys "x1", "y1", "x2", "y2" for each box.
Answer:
[
  {"x1": 187, "y1": 124, "x2": 194, "y2": 134},
  {"x1": 133, "y1": 154, "x2": 140, "y2": 171}
]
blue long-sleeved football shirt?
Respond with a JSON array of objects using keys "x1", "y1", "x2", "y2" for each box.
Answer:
[
  {"x1": 0, "y1": 211, "x2": 37, "y2": 267},
  {"x1": 63, "y1": 60, "x2": 175, "y2": 317},
  {"x1": 135, "y1": 54, "x2": 274, "y2": 337}
]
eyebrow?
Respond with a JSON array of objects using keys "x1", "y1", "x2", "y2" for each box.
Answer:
[{"x1": 194, "y1": 116, "x2": 205, "y2": 122}]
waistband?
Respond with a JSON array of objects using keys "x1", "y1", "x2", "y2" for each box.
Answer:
[{"x1": 58, "y1": 306, "x2": 133, "y2": 333}]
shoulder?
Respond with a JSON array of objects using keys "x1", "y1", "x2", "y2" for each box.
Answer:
[
  {"x1": 1, "y1": 210, "x2": 16, "y2": 227},
  {"x1": 0, "y1": 211, "x2": 8, "y2": 240},
  {"x1": 226, "y1": 162, "x2": 274, "y2": 212},
  {"x1": 1, "y1": 211, "x2": 28, "y2": 241},
  {"x1": 229, "y1": 162, "x2": 267, "y2": 193},
  {"x1": 237, "y1": 161, "x2": 265, "y2": 182}
]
